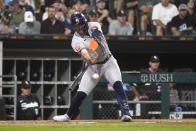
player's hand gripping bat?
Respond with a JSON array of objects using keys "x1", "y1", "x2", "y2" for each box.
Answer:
[{"x1": 68, "y1": 38, "x2": 99, "y2": 91}]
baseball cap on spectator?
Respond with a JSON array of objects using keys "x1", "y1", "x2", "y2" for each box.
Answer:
[
  {"x1": 24, "y1": 11, "x2": 34, "y2": 22},
  {"x1": 96, "y1": 0, "x2": 105, "y2": 3},
  {"x1": 150, "y1": 55, "x2": 160, "y2": 62},
  {"x1": 178, "y1": 4, "x2": 187, "y2": 11},
  {"x1": 21, "y1": 80, "x2": 32, "y2": 89},
  {"x1": 117, "y1": 10, "x2": 126, "y2": 16},
  {"x1": 9, "y1": 0, "x2": 18, "y2": 6},
  {"x1": 3, "y1": 10, "x2": 12, "y2": 20}
]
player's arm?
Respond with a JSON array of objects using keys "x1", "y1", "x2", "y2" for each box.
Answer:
[
  {"x1": 91, "y1": 25, "x2": 102, "y2": 44},
  {"x1": 81, "y1": 49, "x2": 95, "y2": 64},
  {"x1": 81, "y1": 36, "x2": 99, "y2": 65}
]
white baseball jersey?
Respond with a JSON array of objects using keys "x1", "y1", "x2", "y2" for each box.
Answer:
[
  {"x1": 71, "y1": 22, "x2": 122, "y2": 95},
  {"x1": 71, "y1": 22, "x2": 111, "y2": 63}
]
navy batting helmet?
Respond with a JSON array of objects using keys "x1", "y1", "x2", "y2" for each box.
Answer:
[{"x1": 71, "y1": 12, "x2": 87, "y2": 27}]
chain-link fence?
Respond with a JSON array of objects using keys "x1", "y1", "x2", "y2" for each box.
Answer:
[{"x1": 92, "y1": 73, "x2": 196, "y2": 119}]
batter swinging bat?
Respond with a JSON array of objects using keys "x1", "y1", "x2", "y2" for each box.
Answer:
[
  {"x1": 68, "y1": 61, "x2": 88, "y2": 91},
  {"x1": 68, "y1": 38, "x2": 99, "y2": 91}
]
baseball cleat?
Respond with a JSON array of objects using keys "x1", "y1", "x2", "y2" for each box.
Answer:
[
  {"x1": 121, "y1": 115, "x2": 132, "y2": 122},
  {"x1": 53, "y1": 114, "x2": 70, "y2": 122}
]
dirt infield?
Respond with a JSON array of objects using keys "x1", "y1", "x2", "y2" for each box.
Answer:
[{"x1": 0, "y1": 120, "x2": 196, "y2": 125}]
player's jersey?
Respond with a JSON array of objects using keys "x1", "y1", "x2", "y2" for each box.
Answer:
[
  {"x1": 17, "y1": 94, "x2": 40, "y2": 120},
  {"x1": 71, "y1": 22, "x2": 111, "y2": 63},
  {"x1": 133, "y1": 68, "x2": 163, "y2": 100}
]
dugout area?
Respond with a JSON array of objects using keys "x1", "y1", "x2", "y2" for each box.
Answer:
[{"x1": 0, "y1": 35, "x2": 196, "y2": 121}]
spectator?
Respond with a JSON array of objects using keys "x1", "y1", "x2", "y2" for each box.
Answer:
[
  {"x1": 124, "y1": 0, "x2": 138, "y2": 32},
  {"x1": 5, "y1": 0, "x2": 11, "y2": 6},
  {"x1": 9, "y1": 0, "x2": 25, "y2": 28},
  {"x1": 108, "y1": 0, "x2": 124, "y2": 17},
  {"x1": 152, "y1": 0, "x2": 178, "y2": 36},
  {"x1": 187, "y1": 0, "x2": 196, "y2": 30},
  {"x1": 18, "y1": 0, "x2": 34, "y2": 14},
  {"x1": 53, "y1": 0, "x2": 65, "y2": 22},
  {"x1": 131, "y1": 55, "x2": 162, "y2": 118},
  {"x1": 88, "y1": 9, "x2": 98, "y2": 22},
  {"x1": 96, "y1": 0, "x2": 113, "y2": 34},
  {"x1": 138, "y1": 0, "x2": 160, "y2": 35},
  {"x1": 170, "y1": 4, "x2": 194, "y2": 36},
  {"x1": 25, "y1": 0, "x2": 41, "y2": 13},
  {"x1": 174, "y1": 0, "x2": 188, "y2": 8},
  {"x1": 108, "y1": 10, "x2": 133, "y2": 35},
  {"x1": 44, "y1": 0, "x2": 55, "y2": 7},
  {"x1": 0, "y1": 10, "x2": 15, "y2": 34},
  {"x1": 19, "y1": 11, "x2": 40, "y2": 34},
  {"x1": 70, "y1": 0, "x2": 90, "y2": 13},
  {"x1": 115, "y1": 0, "x2": 123, "y2": 13},
  {"x1": 41, "y1": 6, "x2": 65, "y2": 34},
  {"x1": 0, "y1": 0, "x2": 6, "y2": 12},
  {"x1": 1, "y1": 0, "x2": 13, "y2": 9},
  {"x1": 59, "y1": 0, "x2": 68, "y2": 13},
  {"x1": 0, "y1": 4, "x2": 3, "y2": 22},
  {"x1": 17, "y1": 81, "x2": 41, "y2": 120},
  {"x1": 64, "y1": 8, "x2": 75, "y2": 35},
  {"x1": 42, "y1": 0, "x2": 65, "y2": 22}
]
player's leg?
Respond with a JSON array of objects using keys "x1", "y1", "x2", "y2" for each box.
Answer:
[
  {"x1": 67, "y1": 66, "x2": 100, "y2": 118},
  {"x1": 66, "y1": 91, "x2": 87, "y2": 119},
  {"x1": 53, "y1": 66, "x2": 100, "y2": 122},
  {"x1": 103, "y1": 56, "x2": 132, "y2": 121}
]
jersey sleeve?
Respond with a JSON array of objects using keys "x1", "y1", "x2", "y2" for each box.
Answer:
[{"x1": 71, "y1": 35, "x2": 86, "y2": 53}]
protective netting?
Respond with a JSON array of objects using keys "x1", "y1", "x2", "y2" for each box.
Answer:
[{"x1": 93, "y1": 83, "x2": 196, "y2": 119}]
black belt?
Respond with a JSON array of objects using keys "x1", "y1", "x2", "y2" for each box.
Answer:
[{"x1": 96, "y1": 54, "x2": 112, "y2": 64}]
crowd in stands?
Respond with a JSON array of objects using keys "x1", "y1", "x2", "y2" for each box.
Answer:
[{"x1": 0, "y1": 0, "x2": 196, "y2": 36}]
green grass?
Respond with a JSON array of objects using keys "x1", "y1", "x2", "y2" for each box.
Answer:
[{"x1": 0, "y1": 124, "x2": 196, "y2": 131}]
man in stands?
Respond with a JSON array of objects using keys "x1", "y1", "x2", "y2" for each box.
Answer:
[
  {"x1": 152, "y1": 0, "x2": 178, "y2": 36},
  {"x1": 170, "y1": 4, "x2": 194, "y2": 36},
  {"x1": 41, "y1": 6, "x2": 64, "y2": 34}
]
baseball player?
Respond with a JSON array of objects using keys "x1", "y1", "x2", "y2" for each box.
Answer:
[
  {"x1": 17, "y1": 81, "x2": 41, "y2": 120},
  {"x1": 53, "y1": 12, "x2": 132, "y2": 122}
]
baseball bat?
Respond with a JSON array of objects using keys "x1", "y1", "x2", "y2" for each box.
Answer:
[
  {"x1": 68, "y1": 62, "x2": 88, "y2": 91},
  {"x1": 68, "y1": 38, "x2": 99, "y2": 91}
]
